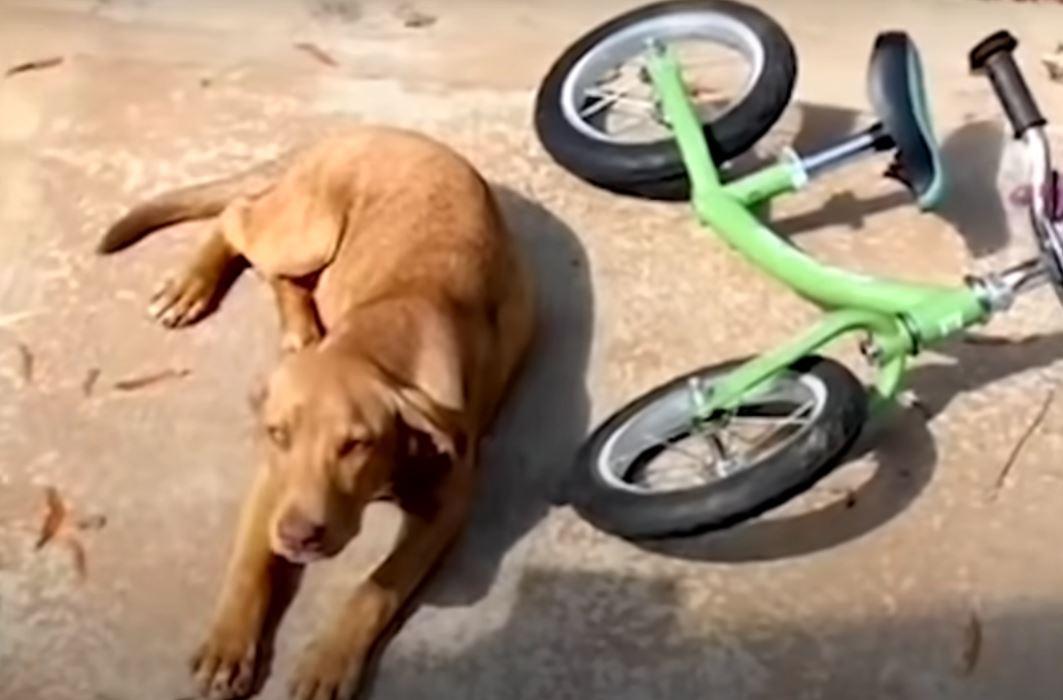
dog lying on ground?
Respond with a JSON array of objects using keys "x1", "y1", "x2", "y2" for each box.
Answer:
[{"x1": 98, "y1": 126, "x2": 535, "y2": 699}]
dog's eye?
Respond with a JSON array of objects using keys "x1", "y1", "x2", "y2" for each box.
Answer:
[
  {"x1": 266, "y1": 425, "x2": 290, "y2": 449},
  {"x1": 338, "y1": 436, "x2": 368, "y2": 456}
]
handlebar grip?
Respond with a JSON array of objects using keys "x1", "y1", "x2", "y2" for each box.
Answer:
[{"x1": 969, "y1": 31, "x2": 1046, "y2": 138}]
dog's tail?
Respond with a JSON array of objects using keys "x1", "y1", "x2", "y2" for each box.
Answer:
[{"x1": 95, "y1": 160, "x2": 282, "y2": 254}]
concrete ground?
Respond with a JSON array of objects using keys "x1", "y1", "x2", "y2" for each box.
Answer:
[{"x1": 4, "y1": 0, "x2": 1063, "y2": 698}]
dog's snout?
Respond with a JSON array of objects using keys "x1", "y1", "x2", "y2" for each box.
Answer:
[{"x1": 277, "y1": 511, "x2": 326, "y2": 549}]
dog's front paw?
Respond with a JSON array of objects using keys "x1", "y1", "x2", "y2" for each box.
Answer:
[
  {"x1": 150, "y1": 271, "x2": 217, "y2": 328},
  {"x1": 190, "y1": 624, "x2": 258, "y2": 700},
  {"x1": 288, "y1": 638, "x2": 367, "y2": 700}
]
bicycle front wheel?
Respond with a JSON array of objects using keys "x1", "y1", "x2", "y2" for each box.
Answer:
[{"x1": 570, "y1": 356, "x2": 867, "y2": 539}]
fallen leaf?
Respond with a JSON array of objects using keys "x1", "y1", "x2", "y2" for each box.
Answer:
[
  {"x1": 992, "y1": 388, "x2": 1055, "y2": 496},
  {"x1": 65, "y1": 537, "x2": 88, "y2": 581},
  {"x1": 396, "y1": 4, "x2": 436, "y2": 28},
  {"x1": 75, "y1": 514, "x2": 107, "y2": 531},
  {"x1": 81, "y1": 367, "x2": 100, "y2": 397},
  {"x1": 112, "y1": 367, "x2": 191, "y2": 392},
  {"x1": 960, "y1": 611, "x2": 983, "y2": 676},
  {"x1": 293, "y1": 42, "x2": 339, "y2": 67},
  {"x1": 4, "y1": 56, "x2": 64, "y2": 77},
  {"x1": 35, "y1": 486, "x2": 66, "y2": 550},
  {"x1": 14, "y1": 342, "x2": 33, "y2": 385},
  {"x1": 1044, "y1": 53, "x2": 1063, "y2": 82}
]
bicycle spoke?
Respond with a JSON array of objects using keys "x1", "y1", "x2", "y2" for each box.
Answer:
[
  {"x1": 738, "y1": 399, "x2": 816, "y2": 454},
  {"x1": 611, "y1": 422, "x2": 722, "y2": 474},
  {"x1": 674, "y1": 56, "x2": 739, "y2": 70},
  {"x1": 726, "y1": 413, "x2": 814, "y2": 427},
  {"x1": 602, "y1": 366, "x2": 822, "y2": 491},
  {"x1": 658, "y1": 440, "x2": 713, "y2": 466},
  {"x1": 580, "y1": 87, "x2": 656, "y2": 119}
]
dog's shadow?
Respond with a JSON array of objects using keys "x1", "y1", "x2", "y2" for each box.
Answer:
[{"x1": 423, "y1": 186, "x2": 594, "y2": 606}]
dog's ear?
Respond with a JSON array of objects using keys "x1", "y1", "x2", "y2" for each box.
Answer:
[
  {"x1": 391, "y1": 386, "x2": 466, "y2": 462},
  {"x1": 358, "y1": 302, "x2": 466, "y2": 415},
  {"x1": 220, "y1": 191, "x2": 342, "y2": 278}
]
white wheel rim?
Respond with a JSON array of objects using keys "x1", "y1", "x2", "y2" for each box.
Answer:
[
  {"x1": 596, "y1": 370, "x2": 829, "y2": 494},
  {"x1": 559, "y1": 11, "x2": 767, "y2": 145}
]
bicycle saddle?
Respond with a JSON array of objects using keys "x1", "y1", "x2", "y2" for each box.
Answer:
[{"x1": 867, "y1": 31, "x2": 945, "y2": 210}]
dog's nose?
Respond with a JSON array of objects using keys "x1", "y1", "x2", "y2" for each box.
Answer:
[{"x1": 277, "y1": 511, "x2": 326, "y2": 550}]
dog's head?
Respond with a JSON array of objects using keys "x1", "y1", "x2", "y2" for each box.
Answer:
[{"x1": 254, "y1": 348, "x2": 460, "y2": 564}]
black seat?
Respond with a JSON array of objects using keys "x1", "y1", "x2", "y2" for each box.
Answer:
[{"x1": 867, "y1": 32, "x2": 945, "y2": 210}]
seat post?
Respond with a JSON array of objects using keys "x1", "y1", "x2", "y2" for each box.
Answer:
[{"x1": 800, "y1": 123, "x2": 893, "y2": 178}]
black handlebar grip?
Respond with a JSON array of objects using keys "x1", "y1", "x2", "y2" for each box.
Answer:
[{"x1": 969, "y1": 31, "x2": 1046, "y2": 138}]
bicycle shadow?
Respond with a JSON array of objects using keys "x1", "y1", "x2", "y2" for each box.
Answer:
[
  {"x1": 933, "y1": 120, "x2": 1010, "y2": 258},
  {"x1": 754, "y1": 106, "x2": 1010, "y2": 259},
  {"x1": 636, "y1": 330, "x2": 1063, "y2": 563},
  {"x1": 733, "y1": 101, "x2": 908, "y2": 232},
  {"x1": 727, "y1": 101, "x2": 863, "y2": 178},
  {"x1": 910, "y1": 330, "x2": 1062, "y2": 418}
]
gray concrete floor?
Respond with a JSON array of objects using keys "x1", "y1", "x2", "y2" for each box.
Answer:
[{"x1": 4, "y1": 0, "x2": 1063, "y2": 698}]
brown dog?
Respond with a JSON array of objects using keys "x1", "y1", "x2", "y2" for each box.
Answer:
[{"x1": 98, "y1": 127, "x2": 534, "y2": 699}]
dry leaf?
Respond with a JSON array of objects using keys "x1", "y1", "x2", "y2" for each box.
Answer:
[
  {"x1": 402, "y1": 11, "x2": 436, "y2": 28},
  {"x1": 1044, "y1": 53, "x2": 1063, "y2": 82},
  {"x1": 396, "y1": 3, "x2": 436, "y2": 27},
  {"x1": 113, "y1": 368, "x2": 191, "y2": 391},
  {"x1": 992, "y1": 389, "x2": 1055, "y2": 495},
  {"x1": 960, "y1": 611, "x2": 983, "y2": 676},
  {"x1": 5, "y1": 56, "x2": 63, "y2": 77},
  {"x1": 81, "y1": 367, "x2": 100, "y2": 397},
  {"x1": 75, "y1": 514, "x2": 107, "y2": 531},
  {"x1": 13, "y1": 341, "x2": 33, "y2": 386},
  {"x1": 293, "y1": 42, "x2": 339, "y2": 67},
  {"x1": 35, "y1": 486, "x2": 66, "y2": 550},
  {"x1": 65, "y1": 538, "x2": 88, "y2": 581}
]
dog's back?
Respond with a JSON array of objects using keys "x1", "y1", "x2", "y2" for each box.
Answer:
[{"x1": 234, "y1": 127, "x2": 524, "y2": 332}]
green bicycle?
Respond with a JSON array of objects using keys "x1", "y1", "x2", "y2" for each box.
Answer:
[{"x1": 534, "y1": 1, "x2": 1063, "y2": 539}]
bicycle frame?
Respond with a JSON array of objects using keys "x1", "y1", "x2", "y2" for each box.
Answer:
[{"x1": 646, "y1": 47, "x2": 990, "y2": 413}]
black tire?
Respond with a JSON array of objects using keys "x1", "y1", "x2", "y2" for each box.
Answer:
[
  {"x1": 569, "y1": 356, "x2": 867, "y2": 539},
  {"x1": 534, "y1": 0, "x2": 797, "y2": 200}
]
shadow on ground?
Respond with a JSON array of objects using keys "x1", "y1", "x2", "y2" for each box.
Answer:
[
  {"x1": 935, "y1": 120, "x2": 1009, "y2": 258},
  {"x1": 761, "y1": 107, "x2": 1010, "y2": 259},
  {"x1": 424, "y1": 186, "x2": 594, "y2": 606},
  {"x1": 912, "y1": 330, "x2": 1063, "y2": 418},
  {"x1": 372, "y1": 566, "x2": 1063, "y2": 700}
]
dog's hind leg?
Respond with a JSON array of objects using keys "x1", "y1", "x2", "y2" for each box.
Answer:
[{"x1": 150, "y1": 229, "x2": 242, "y2": 328}]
